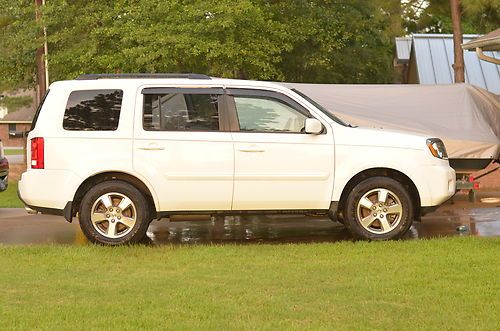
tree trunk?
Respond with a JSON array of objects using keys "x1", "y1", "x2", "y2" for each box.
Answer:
[
  {"x1": 35, "y1": 0, "x2": 47, "y2": 106},
  {"x1": 450, "y1": 0, "x2": 465, "y2": 83}
]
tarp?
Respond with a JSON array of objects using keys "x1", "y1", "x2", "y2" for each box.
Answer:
[{"x1": 282, "y1": 83, "x2": 500, "y2": 160}]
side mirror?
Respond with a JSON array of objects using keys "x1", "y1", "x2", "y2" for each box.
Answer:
[{"x1": 305, "y1": 118, "x2": 323, "y2": 134}]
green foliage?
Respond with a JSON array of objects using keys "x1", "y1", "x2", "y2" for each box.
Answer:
[
  {"x1": 0, "y1": 0, "x2": 404, "y2": 88},
  {"x1": 0, "y1": 95, "x2": 33, "y2": 112},
  {"x1": 403, "y1": 0, "x2": 499, "y2": 34},
  {"x1": 0, "y1": 0, "x2": 40, "y2": 89},
  {"x1": 269, "y1": 0, "x2": 403, "y2": 83}
]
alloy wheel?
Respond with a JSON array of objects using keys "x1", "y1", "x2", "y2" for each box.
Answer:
[
  {"x1": 90, "y1": 192, "x2": 137, "y2": 239},
  {"x1": 356, "y1": 188, "x2": 403, "y2": 234}
]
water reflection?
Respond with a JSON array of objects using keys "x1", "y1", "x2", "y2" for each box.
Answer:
[
  {"x1": 143, "y1": 207, "x2": 499, "y2": 245},
  {"x1": 147, "y1": 215, "x2": 353, "y2": 245},
  {"x1": 0, "y1": 207, "x2": 498, "y2": 246}
]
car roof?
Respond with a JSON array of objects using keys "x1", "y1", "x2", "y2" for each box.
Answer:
[{"x1": 50, "y1": 74, "x2": 291, "y2": 93}]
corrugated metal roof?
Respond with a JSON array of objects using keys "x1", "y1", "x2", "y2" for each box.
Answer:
[
  {"x1": 412, "y1": 34, "x2": 500, "y2": 94},
  {"x1": 395, "y1": 37, "x2": 412, "y2": 64}
]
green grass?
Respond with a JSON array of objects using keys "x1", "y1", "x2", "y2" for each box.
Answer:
[
  {"x1": 4, "y1": 149, "x2": 24, "y2": 155},
  {"x1": 0, "y1": 237, "x2": 498, "y2": 330},
  {"x1": 0, "y1": 181, "x2": 23, "y2": 208}
]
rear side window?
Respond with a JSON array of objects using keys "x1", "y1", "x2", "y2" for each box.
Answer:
[
  {"x1": 63, "y1": 89, "x2": 123, "y2": 131},
  {"x1": 143, "y1": 93, "x2": 220, "y2": 131}
]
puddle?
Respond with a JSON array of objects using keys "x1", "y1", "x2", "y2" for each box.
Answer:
[{"x1": 0, "y1": 206, "x2": 498, "y2": 245}]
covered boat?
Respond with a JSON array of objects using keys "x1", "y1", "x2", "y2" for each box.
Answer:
[{"x1": 283, "y1": 83, "x2": 500, "y2": 170}]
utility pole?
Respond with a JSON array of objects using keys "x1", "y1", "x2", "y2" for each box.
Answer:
[
  {"x1": 450, "y1": 0, "x2": 465, "y2": 83},
  {"x1": 35, "y1": 0, "x2": 47, "y2": 106}
]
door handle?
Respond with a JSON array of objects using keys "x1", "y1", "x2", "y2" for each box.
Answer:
[
  {"x1": 238, "y1": 145, "x2": 265, "y2": 153},
  {"x1": 138, "y1": 143, "x2": 165, "y2": 151}
]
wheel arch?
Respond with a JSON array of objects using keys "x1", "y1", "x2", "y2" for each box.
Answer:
[
  {"x1": 71, "y1": 171, "x2": 158, "y2": 219},
  {"x1": 336, "y1": 167, "x2": 421, "y2": 221}
]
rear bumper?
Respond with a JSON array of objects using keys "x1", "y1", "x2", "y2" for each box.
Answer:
[
  {"x1": 17, "y1": 187, "x2": 73, "y2": 222},
  {"x1": 18, "y1": 169, "x2": 81, "y2": 221}
]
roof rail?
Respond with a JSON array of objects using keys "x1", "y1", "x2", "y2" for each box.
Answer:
[{"x1": 75, "y1": 73, "x2": 212, "y2": 80}]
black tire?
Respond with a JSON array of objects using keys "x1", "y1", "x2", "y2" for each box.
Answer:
[
  {"x1": 343, "y1": 177, "x2": 414, "y2": 240},
  {"x1": 79, "y1": 181, "x2": 152, "y2": 245}
]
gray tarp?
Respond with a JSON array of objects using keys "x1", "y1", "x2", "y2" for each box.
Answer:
[{"x1": 283, "y1": 83, "x2": 500, "y2": 159}]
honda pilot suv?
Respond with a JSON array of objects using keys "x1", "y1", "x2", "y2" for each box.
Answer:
[{"x1": 18, "y1": 74, "x2": 456, "y2": 245}]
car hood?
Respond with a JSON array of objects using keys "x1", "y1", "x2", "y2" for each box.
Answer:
[{"x1": 334, "y1": 125, "x2": 430, "y2": 150}]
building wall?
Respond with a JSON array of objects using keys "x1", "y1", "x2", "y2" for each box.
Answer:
[
  {"x1": 472, "y1": 163, "x2": 500, "y2": 189},
  {"x1": 0, "y1": 123, "x2": 30, "y2": 148}
]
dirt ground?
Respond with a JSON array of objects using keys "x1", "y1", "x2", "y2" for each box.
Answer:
[{"x1": 9, "y1": 164, "x2": 26, "y2": 181}]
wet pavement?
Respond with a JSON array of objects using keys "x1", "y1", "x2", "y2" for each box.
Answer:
[{"x1": 0, "y1": 194, "x2": 498, "y2": 245}]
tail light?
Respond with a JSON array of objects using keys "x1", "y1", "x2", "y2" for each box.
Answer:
[{"x1": 31, "y1": 137, "x2": 44, "y2": 169}]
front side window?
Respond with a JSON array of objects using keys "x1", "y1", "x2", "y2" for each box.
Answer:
[
  {"x1": 143, "y1": 93, "x2": 220, "y2": 131},
  {"x1": 234, "y1": 96, "x2": 307, "y2": 133},
  {"x1": 63, "y1": 89, "x2": 123, "y2": 131}
]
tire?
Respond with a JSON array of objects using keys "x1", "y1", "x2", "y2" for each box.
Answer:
[
  {"x1": 79, "y1": 181, "x2": 152, "y2": 245},
  {"x1": 343, "y1": 177, "x2": 414, "y2": 240}
]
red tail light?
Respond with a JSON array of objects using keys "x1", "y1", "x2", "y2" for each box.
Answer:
[{"x1": 31, "y1": 137, "x2": 44, "y2": 169}]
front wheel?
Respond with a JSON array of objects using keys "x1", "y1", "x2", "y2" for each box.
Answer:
[
  {"x1": 344, "y1": 177, "x2": 414, "y2": 240},
  {"x1": 79, "y1": 181, "x2": 152, "y2": 245}
]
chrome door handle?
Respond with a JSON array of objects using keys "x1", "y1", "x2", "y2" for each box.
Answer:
[
  {"x1": 238, "y1": 145, "x2": 265, "y2": 153},
  {"x1": 138, "y1": 143, "x2": 165, "y2": 151}
]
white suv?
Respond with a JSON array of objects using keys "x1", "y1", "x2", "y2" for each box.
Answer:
[{"x1": 18, "y1": 74, "x2": 456, "y2": 244}]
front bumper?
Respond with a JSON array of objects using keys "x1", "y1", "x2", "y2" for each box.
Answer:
[{"x1": 421, "y1": 164, "x2": 456, "y2": 207}]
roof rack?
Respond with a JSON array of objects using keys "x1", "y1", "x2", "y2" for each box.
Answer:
[{"x1": 75, "y1": 73, "x2": 212, "y2": 80}]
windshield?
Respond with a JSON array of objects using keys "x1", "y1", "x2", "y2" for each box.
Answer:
[{"x1": 291, "y1": 88, "x2": 350, "y2": 127}]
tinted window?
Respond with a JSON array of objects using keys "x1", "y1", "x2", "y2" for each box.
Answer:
[
  {"x1": 63, "y1": 90, "x2": 123, "y2": 131},
  {"x1": 143, "y1": 93, "x2": 220, "y2": 131},
  {"x1": 234, "y1": 97, "x2": 307, "y2": 133}
]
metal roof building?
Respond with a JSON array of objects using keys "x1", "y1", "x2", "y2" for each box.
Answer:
[
  {"x1": 396, "y1": 34, "x2": 500, "y2": 94},
  {"x1": 395, "y1": 37, "x2": 412, "y2": 64}
]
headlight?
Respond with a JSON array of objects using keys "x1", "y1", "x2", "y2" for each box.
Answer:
[{"x1": 426, "y1": 138, "x2": 448, "y2": 159}]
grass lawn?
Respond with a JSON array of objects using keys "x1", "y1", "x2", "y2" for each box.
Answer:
[
  {"x1": 0, "y1": 237, "x2": 498, "y2": 330},
  {"x1": 0, "y1": 181, "x2": 23, "y2": 208},
  {"x1": 4, "y1": 149, "x2": 24, "y2": 155}
]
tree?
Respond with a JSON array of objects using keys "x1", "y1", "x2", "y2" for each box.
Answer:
[
  {"x1": 269, "y1": 0, "x2": 404, "y2": 83},
  {"x1": 1, "y1": 0, "x2": 405, "y2": 89},
  {"x1": 0, "y1": 0, "x2": 40, "y2": 89},
  {"x1": 403, "y1": 0, "x2": 499, "y2": 34}
]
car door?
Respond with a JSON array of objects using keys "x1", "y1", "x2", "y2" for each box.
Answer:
[
  {"x1": 133, "y1": 87, "x2": 234, "y2": 211},
  {"x1": 227, "y1": 88, "x2": 335, "y2": 211}
]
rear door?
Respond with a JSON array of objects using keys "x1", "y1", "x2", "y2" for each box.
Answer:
[{"x1": 133, "y1": 87, "x2": 234, "y2": 211}]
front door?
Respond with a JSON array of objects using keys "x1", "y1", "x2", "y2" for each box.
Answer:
[
  {"x1": 133, "y1": 87, "x2": 234, "y2": 211},
  {"x1": 227, "y1": 89, "x2": 335, "y2": 211}
]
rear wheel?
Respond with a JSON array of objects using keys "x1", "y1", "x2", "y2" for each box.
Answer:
[
  {"x1": 79, "y1": 181, "x2": 151, "y2": 245},
  {"x1": 344, "y1": 177, "x2": 414, "y2": 240}
]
